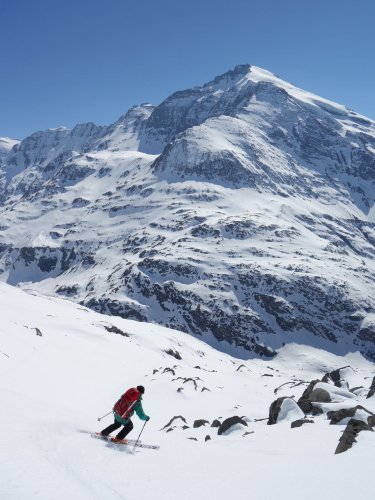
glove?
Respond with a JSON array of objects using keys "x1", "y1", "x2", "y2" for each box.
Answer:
[{"x1": 146, "y1": 416, "x2": 150, "y2": 421}]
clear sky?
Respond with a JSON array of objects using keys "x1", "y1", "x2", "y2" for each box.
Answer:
[{"x1": 1, "y1": 0, "x2": 374, "y2": 139}]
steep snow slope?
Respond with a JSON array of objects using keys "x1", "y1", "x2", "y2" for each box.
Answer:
[
  {"x1": 1, "y1": 282, "x2": 375, "y2": 500},
  {"x1": 0, "y1": 65, "x2": 375, "y2": 359}
]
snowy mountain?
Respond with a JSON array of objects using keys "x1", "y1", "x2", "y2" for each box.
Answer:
[
  {"x1": 0, "y1": 64, "x2": 375, "y2": 359},
  {"x1": 1, "y1": 282, "x2": 375, "y2": 500}
]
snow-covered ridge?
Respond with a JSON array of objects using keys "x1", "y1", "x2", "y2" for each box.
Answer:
[{"x1": 0, "y1": 64, "x2": 375, "y2": 359}]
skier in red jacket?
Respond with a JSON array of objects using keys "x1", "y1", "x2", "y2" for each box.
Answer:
[{"x1": 100, "y1": 385, "x2": 150, "y2": 441}]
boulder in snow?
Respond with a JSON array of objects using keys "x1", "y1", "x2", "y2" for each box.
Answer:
[
  {"x1": 193, "y1": 419, "x2": 209, "y2": 428},
  {"x1": 291, "y1": 419, "x2": 314, "y2": 429},
  {"x1": 211, "y1": 419, "x2": 221, "y2": 428},
  {"x1": 268, "y1": 397, "x2": 304, "y2": 425},
  {"x1": 308, "y1": 388, "x2": 331, "y2": 403},
  {"x1": 322, "y1": 366, "x2": 353, "y2": 388},
  {"x1": 335, "y1": 418, "x2": 373, "y2": 454},
  {"x1": 327, "y1": 405, "x2": 373, "y2": 425},
  {"x1": 218, "y1": 416, "x2": 248, "y2": 435}
]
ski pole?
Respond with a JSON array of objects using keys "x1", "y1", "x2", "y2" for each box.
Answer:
[
  {"x1": 97, "y1": 410, "x2": 113, "y2": 422},
  {"x1": 132, "y1": 420, "x2": 147, "y2": 453}
]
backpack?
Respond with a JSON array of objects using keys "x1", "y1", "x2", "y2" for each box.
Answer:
[{"x1": 113, "y1": 387, "x2": 140, "y2": 419}]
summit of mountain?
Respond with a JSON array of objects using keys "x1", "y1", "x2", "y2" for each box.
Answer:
[{"x1": 0, "y1": 65, "x2": 374, "y2": 359}]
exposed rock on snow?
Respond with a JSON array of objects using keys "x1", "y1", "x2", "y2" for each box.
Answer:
[
  {"x1": 297, "y1": 379, "x2": 321, "y2": 414},
  {"x1": 211, "y1": 419, "x2": 221, "y2": 428},
  {"x1": 290, "y1": 419, "x2": 314, "y2": 428},
  {"x1": 268, "y1": 397, "x2": 305, "y2": 425},
  {"x1": 322, "y1": 366, "x2": 353, "y2": 388},
  {"x1": 193, "y1": 419, "x2": 209, "y2": 428},
  {"x1": 161, "y1": 415, "x2": 187, "y2": 431},
  {"x1": 335, "y1": 418, "x2": 374, "y2": 454},
  {"x1": 217, "y1": 416, "x2": 248, "y2": 435},
  {"x1": 308, "y1": 388, "x2": 332, "y2": 403},
  {"x1": 164, "y1": 348, "x2": 182, "y2": 360},
  {"x1": 327, "y1": 405, "x2": 373, "y2": 425},
  {"x1": 367, "y1": 376, "x2": 375, "y2": 398},
  {"x1": 102, "y1": 324, "x2": 129, "y2": 337}
]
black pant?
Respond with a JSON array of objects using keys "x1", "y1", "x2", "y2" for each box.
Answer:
[{"x1": 101, "y1": 419, "x2": 133, "y2": 439}]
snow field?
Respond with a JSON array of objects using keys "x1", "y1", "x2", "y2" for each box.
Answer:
[{"x1": 1, "y1": 282, "x2": 375, "y2": 500}]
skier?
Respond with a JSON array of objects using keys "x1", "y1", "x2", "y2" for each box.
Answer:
[{"x1": 100, "y1": 385, "x2": 150, "y2": 441}]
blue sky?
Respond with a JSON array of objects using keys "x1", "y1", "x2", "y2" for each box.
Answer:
[{"x1": 1, "y1": 0, "x2": 374, "y2": 139}]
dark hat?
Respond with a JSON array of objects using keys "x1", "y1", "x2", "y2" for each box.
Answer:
[{"x1": 137, "y1": 385, "x2": 145, "y2": 394}]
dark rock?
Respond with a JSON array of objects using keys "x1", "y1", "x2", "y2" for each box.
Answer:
[
  {"x1": 161, "y1": 415, "x2": 187, "y2": 430},
  {"x1": 291, "y1": 419, "x2": 314, "y2": 428},
  {"x1": 188, "y1": 437, "x2": 198, "y2": 441},
  {"x1": 268, "y1": 397, "x2": 288, "y2": 425},
  {"x1": 172, "y1": 377, "x2": 198, "y2": 390},
  {"x1": 298, "y1": 400, "x2": 313, "y2": 414},
  {"x1": 34, "y1": 328, "x2": 43, "y2": 337},
  {"x1": 19, "y1": 247, "x2": 36, "y2": 265},
  {"x1": 193, "y1": 419, "x2": 209, "y2": 428},
  {"x1": 268, "y1": 397, "x2": 302, "y2": 425},
  {"x1": 311, "y1": 405, "x2": 324, "y2": 416},
  {"x1": 236, "y1": 364, "x2": 246, "y2": 372},
  {"x1": 297, "y1": 379, "x2": 320, "y2": 413},
  {"x1": 103, "y1": 324, "x2": 129, "y2": 337},
  {"x1": 164, "y1": 348, "x2": 182, "y2": 360},
  {"x1": 367, "y1": 376, "x2": 375, "y2": 399},
  {"x1": 308, "y1": 388, "x2": 331, "y2": 403},
  {"x1": 322, "y1": 366, "x2": 352, "y2": 387},
  {"x1": 162, "y1": 367, "x2": 176, "y2": 376},
  {"x1": 218, "y1": 416, "x2": 248, "y2": 435},
  {"x1": 38, "y1": 256, "x2": 58, "y2": 272},
  {"x1": 335, "y1": 418, "x2": 373, "y2": 454},
  {"x1": 211, "y1": 419, "x2": 221, "y2": 428},
  {"x1": 327, "y1": 405, "x2": 373, "y2": 425},
  {"x1": 205, "y1": 435, "x2": 211, "y2": 442},
  {"x1": 56, "y1": 284, "x2": 79, "y2": 297},
  {"x1": 367, "y1": 415, "x2": 375, "y2": 427}
]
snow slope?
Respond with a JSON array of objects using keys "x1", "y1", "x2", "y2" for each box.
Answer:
[{"x1": 1, "y1": 282, "x2": 375, "y2": 500}]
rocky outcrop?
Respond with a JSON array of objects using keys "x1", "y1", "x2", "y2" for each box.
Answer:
[
  {"x1": 193, "y1": 419, "x2": 209, "y2": 428},
  {"x1": 327, "y1": 405, "x2": 373, "y2": 425},
  {"x1": 367, "y1": 376, "x2": 375, "y2": 399},
  {"x1": 335, "y1": 419, "x2": 373, "y2": 454},
  {"x1": 291, "y1": 419, "x2": 314, "y2": 429},
  {"x1": 218, "y1": 416, "x2": 248, "y2": 435},
  {"x1": 161, "y1": 416, "x2": 187, "y2": 431},
  {"x1": 211, "y1": 419, "x2": 221, "y2": 428},
  {"x1": 322, "y1": 366, "x2": 352, "y2": 388},
  {"x1": 268, "y1": 397, "x2": 304, "y2": 425},
  {"x1": 308, "y1": 388, "x2": 331, "y2": 403},
  {"x1": 297, "y1": 380, "x2": 320, "y2": 414}
]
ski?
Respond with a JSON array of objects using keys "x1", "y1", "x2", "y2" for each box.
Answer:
[{"x1": 91, "y1": 432, "x2": 160, "y2": 450}]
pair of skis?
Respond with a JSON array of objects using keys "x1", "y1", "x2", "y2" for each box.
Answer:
[{"x1": 91, "y1": 432, "x2": 159, "y2": 450}]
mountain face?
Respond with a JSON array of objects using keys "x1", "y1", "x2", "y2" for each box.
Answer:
[
  {"x1": 1, "y1": 281, "x2": 375, "y2": 499},
  {"x1": 1, "y1": 64, "x2": 375, "y2": 358}
]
